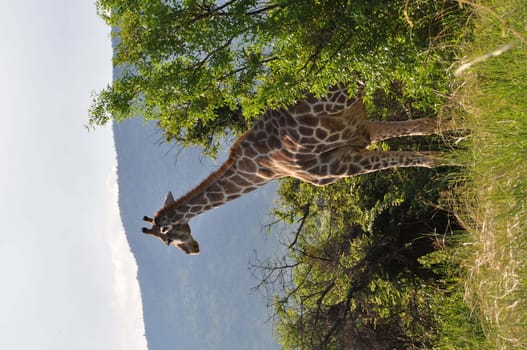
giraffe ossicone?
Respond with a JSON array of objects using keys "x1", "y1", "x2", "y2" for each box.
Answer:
[{"x1": 142, "y1": 85, "x2": 456, "y2": 254}]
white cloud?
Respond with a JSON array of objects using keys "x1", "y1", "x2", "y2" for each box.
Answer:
[{"x1": 106, "y1": 162, "x2": 148, "y2": 350}]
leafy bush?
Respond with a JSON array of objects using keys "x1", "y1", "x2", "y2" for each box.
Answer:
[{"x1": 256, "y1": 167, "x2": 484, "y2": 349}]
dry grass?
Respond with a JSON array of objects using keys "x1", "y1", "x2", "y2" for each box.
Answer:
[{"x1": 450, "y1": 0, "x2": 527, "y2": 347}]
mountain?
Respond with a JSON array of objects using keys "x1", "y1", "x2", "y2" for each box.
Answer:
[{"x1": 113, "y1": 117, "x2": 283, "y2": 350}]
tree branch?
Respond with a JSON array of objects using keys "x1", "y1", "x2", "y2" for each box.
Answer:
[
  {"x1": 288, "y1": 204, "x2": 311, "y2": 249},
  {"x1": 246, "y1": 4, "x2": 285, "y2": 16},
  {"x1": 217, "y1": 56, "x2": 278, "y2": 81},
  {"x1": 191, "y1": 37, "x2": 234, "y2": 71},
  {"x1": 192, "y1": 0, "x2": 237, "y2": 21}
]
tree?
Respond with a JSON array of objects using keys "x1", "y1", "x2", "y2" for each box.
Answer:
[
  {"x1": 89, "y1": 0, "x2": 467, "y2": 153},
  {"x1": 252, "y1": 167, "x2": 466, "y2": 349}
]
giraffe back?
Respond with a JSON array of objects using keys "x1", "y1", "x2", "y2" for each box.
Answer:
[{"x1": 230, "y1": 86, "x2": 371, "y2": 184}]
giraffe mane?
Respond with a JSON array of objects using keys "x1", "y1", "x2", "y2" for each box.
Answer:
[{"x1": 155, "y1": 133, "x2": 249, "y2": 218}]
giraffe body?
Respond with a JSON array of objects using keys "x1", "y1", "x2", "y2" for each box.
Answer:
[{"x1": 142, "y1": 86, "x2": 452, "y2": 254}]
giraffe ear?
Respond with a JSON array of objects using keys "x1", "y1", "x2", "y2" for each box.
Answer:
[{"x1": 164, "y1": 191, "x2": 175, "y2": 206}]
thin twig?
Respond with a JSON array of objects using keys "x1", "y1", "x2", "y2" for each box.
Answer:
[
  {"x1": 288, "y1": 205, "x2": 311, "y2": 248},
  {"x1": 454, "y1": 42, "x2": 515, "y2": 77}
]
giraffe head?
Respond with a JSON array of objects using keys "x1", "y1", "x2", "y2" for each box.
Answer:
[{"x1": 141, "y1": 192, "x2": 200, "y2": 255}]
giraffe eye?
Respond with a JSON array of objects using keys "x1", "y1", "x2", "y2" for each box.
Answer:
[{"x1": 160, "y1": 225, "x2": 173, "y2": 234}]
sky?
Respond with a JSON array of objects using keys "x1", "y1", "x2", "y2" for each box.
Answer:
[{"x1": 1, "y1": 1, "x2": 147, "y2": 349}]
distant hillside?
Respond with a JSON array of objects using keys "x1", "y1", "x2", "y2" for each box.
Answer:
[{"x1": 113, "y1": 117, "x2": 282, "y2": 350}]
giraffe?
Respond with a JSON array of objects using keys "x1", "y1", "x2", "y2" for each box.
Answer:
[{"x1": 142, "y1": 85, "x2": 455, "y2": 254}]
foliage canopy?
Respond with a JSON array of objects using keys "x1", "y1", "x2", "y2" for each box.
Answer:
[{"x1": 90, "y1": 0, "x2": 465, "y2": 153}]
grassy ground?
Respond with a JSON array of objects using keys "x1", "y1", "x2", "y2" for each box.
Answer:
[{"x1": 450, "y1": 0, "x2": 526, "y2": 348}]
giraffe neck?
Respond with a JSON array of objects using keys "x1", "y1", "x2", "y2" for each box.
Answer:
[{"x1": 156, "y1": 149, "x2": 269, "y2": 223}]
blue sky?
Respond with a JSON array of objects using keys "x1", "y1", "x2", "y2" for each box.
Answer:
[{"x1": 0, "y1": 1, "x2": 147, "y2": 349}]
